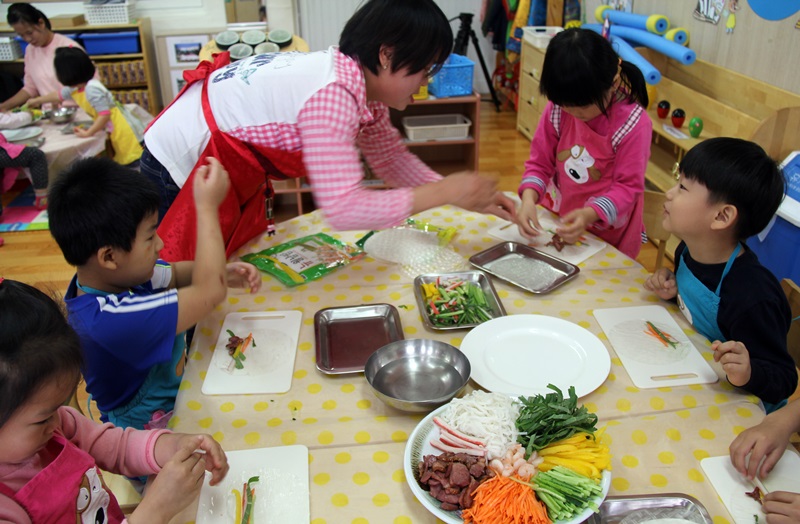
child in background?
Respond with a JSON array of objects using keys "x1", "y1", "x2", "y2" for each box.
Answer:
[
  {"x1": 644, "y1": 138, "x2": 797, "y2": 412},
  {"x1": 729, "y1": 397, "x2": 800, "y2": 520},
  {"x1": 29, "y1": 47, "x2": 145, "y2": 166},
  {"x1": 516, "y1": 28, "x2": 652, "y2": 259},
  {"x1": 0, "y1": 278, "x2": 229, "y2": 522},
  {"x1": 48, "y1": 157, "x2": 261, "y2": 433},
  {"x1": 0, "y1": 110, "x2": 48, "y2": 214}
]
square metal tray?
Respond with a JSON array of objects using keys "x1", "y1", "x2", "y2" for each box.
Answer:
[
  {"x1": 314, "y1": 304, "x2": 403, "y2": 375},
  {"x1": 413, "y1": 270, "x2": 506, "y2": 331},
  {"x1": 469, "y1": 241, "x2": 580, "y2": 294},
  {"x1": 586, "y1": 493, "x2": 713, "y2": 524}
]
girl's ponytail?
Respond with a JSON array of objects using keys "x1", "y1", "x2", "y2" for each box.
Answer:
[{"x1": 619, "y1": 60, "x2": 649, "y2": 109}]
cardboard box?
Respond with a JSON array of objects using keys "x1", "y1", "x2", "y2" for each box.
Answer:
[{"x1": 50, "y1": 14, "x2": 86, "y2": 29}]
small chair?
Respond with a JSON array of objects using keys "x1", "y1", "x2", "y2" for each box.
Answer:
[{"x1": 642, "y1": 190, "x2": 671, "y2": 271}]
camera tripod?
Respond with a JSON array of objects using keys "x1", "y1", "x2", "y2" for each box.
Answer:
[{"x1": 452, "y1": 12, "x2": 501, "y2": 112}]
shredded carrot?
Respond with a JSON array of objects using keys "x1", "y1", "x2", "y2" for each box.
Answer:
[{"x1": 462, "y1": 474, "x2": 551, "y2": 524}]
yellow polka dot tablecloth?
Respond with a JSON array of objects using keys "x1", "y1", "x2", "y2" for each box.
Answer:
[{"x1": 168, "y1": 206, "x2": 765, "y2": 523}]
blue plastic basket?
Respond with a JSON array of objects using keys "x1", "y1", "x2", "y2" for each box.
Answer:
[{"x1": 429, "y1": 54, "x2": 474, "y2": 98}]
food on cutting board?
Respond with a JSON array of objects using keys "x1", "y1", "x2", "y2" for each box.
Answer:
[
  {"x1": 231, "y1": 475, "x2": 260, "y2": 523},
  {"x1": 546, "y1": 232, "x2": 566, "y2": 252},
  {"x1": 415, "y1": 386, "x2": 611, "y2": 522},
  {"x1": 225, "y1": 330, "x2": 256, "y2": 371}
]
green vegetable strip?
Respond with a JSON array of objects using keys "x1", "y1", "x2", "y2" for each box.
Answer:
[
  {"x1": 424, "y1": 279, "x2": 494, "y2": 327},
  {"x1": 511, "y1": 466, "x2": 601, "y2": 521},
  {"x1": 515, "y1": 384, "x2": 598, "y2": 457},
  {"x1": 241, "y1": 476, "x2": 260, "y2": 524}
]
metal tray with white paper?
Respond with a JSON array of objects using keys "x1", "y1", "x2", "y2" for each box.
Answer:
[
  {"x1": 469, "y1": 241, "x2": 580, "y2": 294},
  {"x1": 586, "y1": 493, "x2": 712, "y2": 524}
]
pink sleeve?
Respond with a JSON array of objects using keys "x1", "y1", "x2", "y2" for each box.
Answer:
[
  {"x1": 58, "y1": 407, "x2": 168, "y2": 477},
  {"x1": 297, "y1": 83, "x2": 416, "y2": 231},
  {"x1": 519, "y1": 102, "x2": 560, "y2": 200},
  {"x1": 357, "y1": 103, "x2": 442, "y2": 188},
  {"x1": 586, "y1": 110, "x2": 652, "y2": 226},
  {"x1": 21, "y1": 52, "x2": 38, "y2": 98}
]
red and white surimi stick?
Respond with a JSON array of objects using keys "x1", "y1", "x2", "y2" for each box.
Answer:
[
  {"x1": 430, "y1": 438, "x2": 486, "y2": 457},
  {"x1": 433, "y1": 417, "x2": 486, "y2": 446}
]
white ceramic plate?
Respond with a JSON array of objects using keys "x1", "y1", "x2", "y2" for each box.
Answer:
[
  {"x1": 459, "y1": 315, "x2": 611, "y2": 398},
  {"x1": 1, "y1": 126, "x2": 42, "y2": 142},
  {"x1": 404, "y1": 404, "x2": 611, "y2": 524},
  {"x1": 195, "y1": 445, "x2": 309, "y2": 523}
]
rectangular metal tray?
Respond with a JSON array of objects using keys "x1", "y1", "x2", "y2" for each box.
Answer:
[
  {"x1": 314, "y1": 304, "x2": 403, "y2": 375},
  {"x1": 413, "y1": 270, "x2": 506, "y2": 331},
  {"x1": 469, "y1": 241, "x2": 580, "y2": 294},
  {"x1": 586, "y1": 493, "x2": 713, "y2": 523}
]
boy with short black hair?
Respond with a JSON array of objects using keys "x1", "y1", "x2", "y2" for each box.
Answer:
[
  {"x1": 48, "y1": 156, "x2": 261, "y2": 431},
  {"x1": 645, "y1": 137, "x2": 797, "y2": 412}
]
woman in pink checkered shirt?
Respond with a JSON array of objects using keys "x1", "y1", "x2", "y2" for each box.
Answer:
[{"x1": 142, "y1": 0, "x2": 517, "y2": 262}]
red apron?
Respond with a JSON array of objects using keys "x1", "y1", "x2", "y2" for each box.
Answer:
[
  {"x1": 154, "y1": 53, "x2": 307, "y2": 262},
  {"x1": 0, "y1": 434, "x2": 125, "y2": 523}
]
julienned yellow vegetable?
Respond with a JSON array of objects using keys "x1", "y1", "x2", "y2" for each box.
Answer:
[{"x1": 537, "y1": 428, "x2": 611, "y2": 480}]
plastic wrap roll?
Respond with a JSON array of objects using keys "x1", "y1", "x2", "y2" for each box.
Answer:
[
  {"x1": 664, "y1": 27, "x2": 689, "y2": 46},
  {"x1": 584, "y1": 24, "x2": 661, "y2": 85},
  {"x1": 594, "y1": 8, "x2": 670, "y2": 35},
  {"x1": 608, "y1": 24, "x2": 696, "y2": 65}
]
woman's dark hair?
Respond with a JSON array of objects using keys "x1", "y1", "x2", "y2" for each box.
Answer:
[
  {"x1": 680, "y1": 137, "x2": 785, "y2": 239},
  {"x1": 54, "y1": 47, "x2": 96, "y2": 86},
  {"x1": 339, "y1": 0, "x2": 453, "y2": 76},
  {"x1": 0, "y1": 279, "x2": 82, "y2": 427},
  {"x1": 6, "y1": 3, "x2": 51, "y2": 30},
  {"x1": 540, "y1": 28, "x2": 648, "y2": 114}
]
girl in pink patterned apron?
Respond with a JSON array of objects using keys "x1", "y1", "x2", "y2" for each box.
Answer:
[
  {"x1": 516, "y1": 28, "x2": 652, "y2": 259},
  {"x1": 0, "y1": 278, "x2": 229, "y2": 523}
]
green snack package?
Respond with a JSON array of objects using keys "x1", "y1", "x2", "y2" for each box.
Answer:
[{"x1": 242, "y1": 233, "x2": 365, "y2": 287}]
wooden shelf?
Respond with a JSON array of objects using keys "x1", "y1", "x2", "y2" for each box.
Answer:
[{"x1": 92, "y1": 53, "x2": 144, "y2": 60}]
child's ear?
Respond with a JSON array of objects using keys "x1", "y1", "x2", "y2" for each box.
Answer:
[
  {"x1": 95, "y1": 245, "x2": 119, "y2": 270},
  {"x1": 710, "y1": 204, "x2": 738, "y2": 231}
]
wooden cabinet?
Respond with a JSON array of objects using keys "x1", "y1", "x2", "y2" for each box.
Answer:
[
  {"x1": 0, "y1": 18, "x2": 161, "y2": 114},
  {"x1": 516, "y1": 39, "x2": 547, "y2": 141}
]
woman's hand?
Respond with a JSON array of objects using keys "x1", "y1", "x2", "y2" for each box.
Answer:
[
  {"x1": 644, "y1": 267, "x2": 678, "y2": 300},
  {"x1": 479, "y1": 192, "x2": 517, "y2": 222},
  {"x1": 226, "y1": 262, "x2": 262, "y2": 293},
  {"x1": 516, "y1": 189, "x2": 542, "y2": 238},
  {"x1": 437, "y1": 172, "x2": 501, "y2": 212},
  {"x1": 556, "y1": 207, "x2": 598, "y2": 244}
]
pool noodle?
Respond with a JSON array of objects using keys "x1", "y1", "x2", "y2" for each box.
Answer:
[
  {"x1": 584, "y1": 24, "x2": 661, "y2": 85},
  {"x1": 664, "y1": 27, "x2": 689, "y2": 46},
  {"x1": 594, "y1": 6, "x2": 670, "y2": 35},
  {"x1": 607, "y1": 24, "x2": 696, "y2": 65}
]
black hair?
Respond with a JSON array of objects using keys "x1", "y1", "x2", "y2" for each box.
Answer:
[
  {"x1": 48, "y1": 157, "x2": 160, "y2": 266},
  {"x1": 680, "y1": 137, "x2": 785, "y2": 239},
  {"x1": 54, "y1": 47, "x2": 95, "y2": 86},
  {"x1": 539, "y1": 28, "x2": 648, "y2": 114},
  {"x1": 339, "y1": 0, "x2": 453, "y2": 76},
  {"x1": 6, "y1": 3, "x2": 51, "y2": 30},
  {"x1": 0, "y1": 279, "x2": 82, "y2": 427}
]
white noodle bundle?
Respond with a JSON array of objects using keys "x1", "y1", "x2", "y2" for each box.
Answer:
[{"x1": 440, "y1": 391, "x2": 520, "y2": 459}]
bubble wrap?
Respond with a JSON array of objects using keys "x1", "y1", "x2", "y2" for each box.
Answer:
[{"x1": 363, "y1": 228, "x2": 467, "y2": 277}]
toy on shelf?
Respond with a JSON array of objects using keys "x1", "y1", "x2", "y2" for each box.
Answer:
[
  {"x1": 689, "y1": 117, "x2": 703, "y2": 138},
  {"x1": 657, "y1": 100, "x2": 671, "y2": 118},
  {"x1": 664, "y1": 27, "x2": 689, "y2": 46},
  {"x1": 595, "y1": 6, "x2": 669, "y2": 34},
  {"x1": 671, "y1": 108, "x2": 686, "y2": 128}
]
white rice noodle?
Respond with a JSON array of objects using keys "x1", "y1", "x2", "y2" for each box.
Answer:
[{"x1": 439, "y1": 391, "x2": 519, "y2": 460}]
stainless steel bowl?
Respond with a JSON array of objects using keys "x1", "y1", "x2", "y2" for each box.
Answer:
[
  {"x1": 49, "y1": 107, "x2": 77, "y2": 124},
  {"x1": 364, "y1": 339, "x2": 470, "y2": 412}
]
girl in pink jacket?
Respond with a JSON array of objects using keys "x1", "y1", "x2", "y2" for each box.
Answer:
[
  {"x1": 517, "y1": 28, "x2": 652, "y2": 259},
  {"x1": 0, "y1": 278, "x2": 229, "y2": 523}
]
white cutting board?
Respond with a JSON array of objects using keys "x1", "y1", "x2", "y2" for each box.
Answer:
[
  {"x1": 701, "y1": 450, "x2": 800, "y2": 524},
  {"x1": 488, "y1": 216, "x2": 606, "y2": 265},
  {"x1": 196, "y1": 445, "x2": 310, "y2": 523},
  {"x1": 201, "y1": 311, "x2": 302, "y2": 395},
  {"x1": 593, "y1": 305, "x2": 718, "y2": 388}
]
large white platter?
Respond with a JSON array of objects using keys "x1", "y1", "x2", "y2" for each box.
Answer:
[
  {"x1": 404, "y1": 404, "x2": 611, "y2": 524},
  {"x1": 459, "y1": 314, "x2": 611, "y2": 398}
]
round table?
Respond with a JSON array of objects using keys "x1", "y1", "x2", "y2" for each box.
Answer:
[{"x1": 199, "y1": 32, "x2": 309, "y2": 62}]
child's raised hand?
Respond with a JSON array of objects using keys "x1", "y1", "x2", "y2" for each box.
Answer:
[
  {"x1": 556, "y1": 207, "x2": 598, "y2": 244},
  {"x1": 643, "y1": 268, "x2": 677, "y2": 300},
  {"x1": 226, "y1": 262, "x2": 262, "y2": 293},
  {"x1": 711, "y1": 340, "x2": 752, "y2": 387},
  {"x1": 193, "y1": 157, "x2": 230, "y2": 212}
]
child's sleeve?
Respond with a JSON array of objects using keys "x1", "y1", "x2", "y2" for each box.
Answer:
[
  {"x1": 59, "y1": 406, "x2": 168, "y2": 477},
  {"x1": 60, "y1": 86, "x2": 74, "y2": 102},
  {"x1": 519, "y1": 102, "x2": 560, "y2": 200},
  {"x1": 85, "y1": 83, "x2": 111, "y2": 115}
]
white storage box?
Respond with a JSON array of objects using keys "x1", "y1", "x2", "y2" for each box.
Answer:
[
  {"x1": 402, "y1": 114, "x2": 471, "y2": 142},
  {"x1": 84, "y1": 0, "x2": 136, "y2": 25},
  {"x1": 0, "y1": 37, "x2": 22, "y2": 61},
  {"x1": 522, "y1": 26, "x2": 563, "y2": 49}
]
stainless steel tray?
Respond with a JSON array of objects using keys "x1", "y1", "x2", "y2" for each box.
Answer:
[
  {"x1": 586, "y1": 493, "x2": 713, "y2": 524},
  {"x1": 314, "y1": 304, "x2": 403, "y2": 375},
  {"x1": 469, "y1": 241, "x2": 580, "y2": 294},
  {"x1": 413, "y1": 270, "x2": 506, "y2": 331}
]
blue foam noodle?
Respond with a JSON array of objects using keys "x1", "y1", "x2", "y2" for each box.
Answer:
[
  {"x1": 664, "y1": 27, "x2": 688, "y2": 46},
  {"x1": 596, "y1": 9, "x2": 670, "y2": 35},
  {"x1": 584, "y1": 24, "x2": 661, "y2": 85},
  {"x1": 608, "y1": 25, "x2": 696, "y2": 65}
]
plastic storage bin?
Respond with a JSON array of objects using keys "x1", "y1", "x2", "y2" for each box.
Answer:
[
  {"x1": 1, "y1": 37, "x2": 23, "y2": 61},
  {"x1": 402, "y1": 114, "x2": 471, "y2": 142},
  {"x1": 81, "y1": 31, "x2": 140, "y2": 55},
  {"x1": 84, "y1": 0, "x2": 135, "y2": 25},
  {"x1": 522, "y1": 26, "x2": 564, "y2": 49},
  {"x1": 12, "y1": 36, "x2": 28, "y2": 57},
  {"x1": 748, "y1": 151, "x2": 800, "y2": 283},
  {"x1": 428, "y1": 54, "x2": 474, "y2": 98}
]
